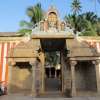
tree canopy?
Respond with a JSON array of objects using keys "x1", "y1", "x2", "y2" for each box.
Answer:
[
  {"x1": 18, "y1": 3, "x2": 44, "y2": 36},
  {"x1": 64, "y1": 0, "x2": 100, "y2": 36}
]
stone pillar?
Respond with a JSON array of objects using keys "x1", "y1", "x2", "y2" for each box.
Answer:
[
  {"x1": 93, "y1": 60, "x2": 100, "y2": 94},
  {"x1": 30, "y1": 58, "x2": 37, "y2": 96},
  {"x1": 39, "y1": 52, "x2": 45, "y2": 94},
  {"x1": 70, "y1": 61, "x2": 77, "y2": 97},
  {"x1": 7, "y1": 60, "x2": 16, "y2": 94}
]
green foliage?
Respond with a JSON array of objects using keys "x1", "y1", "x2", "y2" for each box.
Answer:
[
  {"x1": 45, "y1": 52, "x2": 60, "y2": 67},
  {"x1": 64, "y1": 14, "x2": 75, "y2": 28},
  {"x1": 19, "y1": 20, "x2": 33, "y2": 28},
  {"x1": 96, "y1": 20, "x2": 100, "y2": 35},
  {"x1": 80, "y1": 21, "x2": 97, "y2": 36},
  {"x1": 71, "y1": 0, "x2": 82, "y2": 34},
  {"x1": 18, "y1": 3, "x2": 44, "y2": 36},
  {"x1": 27, "y1": 3, "x2": 44, "y2": 24},
  {"x1": 64, "y1": 11, "x2": 99, "y2": 36},
  {"x1": 80, "y1": 12, "x2": 98, "y2": 24},
  {"x1": 18, "y1": 29, "x2": 32, "y2": 36},
  {"x1": 18, "y1": 20, "x2": 33, "y2": 36}
]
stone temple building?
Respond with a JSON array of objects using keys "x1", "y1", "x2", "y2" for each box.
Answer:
[{"x1": 0, "y1": 6, "x2": 100, "y2": 97}]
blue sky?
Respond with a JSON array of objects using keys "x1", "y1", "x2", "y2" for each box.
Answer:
[{"x1": 0, "y1": 0, "x2": 100, "y2": 32}]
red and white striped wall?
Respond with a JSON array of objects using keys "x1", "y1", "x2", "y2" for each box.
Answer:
[{"x1": 0, "y1": 42, "x2": 18, "y2": 86}]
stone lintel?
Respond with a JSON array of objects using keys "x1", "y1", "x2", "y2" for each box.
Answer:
[
  {"x1": 70, "y1": 57, "x2": 99, "y2": 61},
  {"x1": 32, "y1": 34, "x2": 74, "y2": 39}
]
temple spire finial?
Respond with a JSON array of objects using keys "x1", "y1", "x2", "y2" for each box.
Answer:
[{"x1": 48, "y1": 5, "x2": 58, "y2": 16}]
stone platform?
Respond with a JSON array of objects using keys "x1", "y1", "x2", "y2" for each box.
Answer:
[{"x1": 0, "y1": 94, "x2": 100, "y2": 100}]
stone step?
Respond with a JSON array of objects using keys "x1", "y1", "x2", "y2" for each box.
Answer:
[
  {"x1": 39, "y1": 91, "x2": 64, "y2": 98},
  {"x1": 45, "y1": 78, "x2": 61, "y2": 91}
]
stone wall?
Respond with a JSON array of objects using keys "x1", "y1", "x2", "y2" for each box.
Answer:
[{"x1": 10, "y1": 63, "x2": 32, "y2": 94}]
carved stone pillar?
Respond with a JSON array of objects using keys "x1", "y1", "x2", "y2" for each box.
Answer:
[
  {"x1": 39, "y1": 52, "x2": 45, "y2": 94},
  {"x1": 92, "y1": 60, "x2": 100, "y2": 94},
  {"x1": 30, "y1": 58, "x2": 37, "y2": 96},
  {"x1": 70, "y1": 60, "x2": 77, "y2": 97}
]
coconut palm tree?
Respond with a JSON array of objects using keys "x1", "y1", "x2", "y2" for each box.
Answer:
[
  {"x1": 18, "y1": 3, "x2": 44, "y2": 36},
  {"x1": 71, "y1": 0, "x2": 82, "y2": 34},
  {"x1": 18, "y1": 21, "x2": 33, "y2": 36},
  {"x1": 81, "y1": 12, "x2": 98, "y2": 24},
  {"x1": 64, "y1": 14, "x2": 75, "y2": 28},
  {"x1": 71, "y1": 0, "x2": 82, "y2": 15},
  {"x1": 64, "y1": 12, "x2": 98, "y2": 36},
  {"x1": 80, "y1": 20, "x2": 97, "y2": 36},
  {"x1": 27, "y1": 3, "x2": 44, "y2": 24}
]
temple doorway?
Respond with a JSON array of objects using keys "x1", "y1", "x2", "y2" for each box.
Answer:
[
  {"x1": 40, "y1": 38, "x2": 66, "y2": 95},
  {"x1": 44, "y1": 52, "x2": 62, "y2": 92}
]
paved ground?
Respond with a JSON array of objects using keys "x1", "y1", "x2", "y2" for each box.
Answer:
[{"x1": 0, "y1": 95, "x2": 100, "y2": 100}]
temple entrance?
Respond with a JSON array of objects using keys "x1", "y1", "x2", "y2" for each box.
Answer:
[{"x1": 40, "y1": 39, "x2": 66, "y2": 96}]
